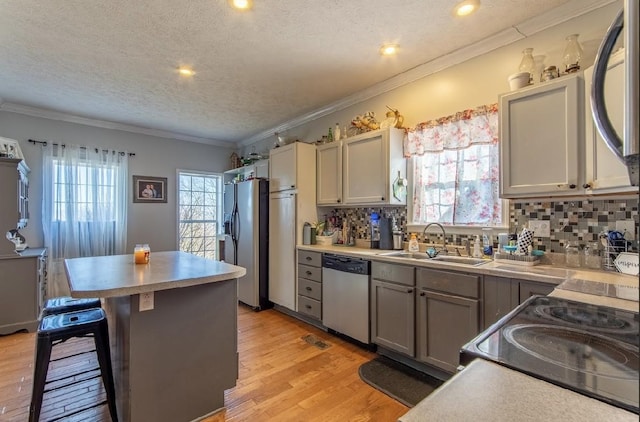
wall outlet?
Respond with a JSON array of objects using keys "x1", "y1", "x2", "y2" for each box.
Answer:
[
  {"x1": 529, "y1": 220, "x2": 551, "y2": 237},
  {"x1": 615, "y1": 220, "x2": 636, "y2": 240},
  {"x1": 139, "y1": 292, "x2": 154, "y2": 311}
]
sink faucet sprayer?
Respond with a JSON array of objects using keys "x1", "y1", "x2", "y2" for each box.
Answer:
[{"x1": 422, "y1": 223, "x2": 447, "y2": 258}]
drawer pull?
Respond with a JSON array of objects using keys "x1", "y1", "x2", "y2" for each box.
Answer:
[
  {"x1": 407, "y1": 288, "x2": 413, "y2": 294},
  {"x1": 305, "y1": 256, "x2": 312, "y2": 261},
  {"x1": 305, "y1": 305, "x2": 312, "y2": 309},
  {"x1": 306, "y1": 271, "x2": 312, "y2": 275},
  {"x1": 420, "y1": 292, "x2": 426, "y2": 296},
  {"x1": 305, "y1": 286, "x2": 312, "y2": 291}
]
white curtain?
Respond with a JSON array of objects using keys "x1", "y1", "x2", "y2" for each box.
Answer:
[
  {"x1": 404, "y1": 104, "x2": 502, "y2": 226},
  {"x1": 42, "y1": 143, "x2": 128, "y2": 295}
]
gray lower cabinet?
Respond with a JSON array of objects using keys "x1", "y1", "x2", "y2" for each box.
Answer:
[
  {"x1": 370, "y1": 262, "x2": 415, "y2": 357},
  {"x1": 518, "y1": 279, "x2": 555, "y2": 303},
  {"x1": 297, "y1": 250, "x2": 322, "y2": 320},
  {"x1": 416, "y1": 268, "x2": 480, "y2": 373},
  {"x1": 483, "y1": 276, "x2": 556, "y2": 330},
  {"x1": 483, "y1": 275, "x2": 519, "y2": 329},
  {"x1": 0, "y1": 248, "x2": 47, "y2": 335}
]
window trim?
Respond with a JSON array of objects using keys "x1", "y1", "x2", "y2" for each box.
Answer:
[
  {"x1": 406, "y1": 156, "x2": 509, "y2": 236},
  {"x1": 175, "y1": 168, "x2": 224, "y2": 257}
]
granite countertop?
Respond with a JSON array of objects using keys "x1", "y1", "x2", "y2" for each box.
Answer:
[
  {"x1": 64, "y1": 251, "x2": 246, "y2": 298},
  {"x1": 398, "y1": 359, "x2": 638, "y2": 422},
  {"x1": 298, "y1": 244, "x2": 638, "y2": 288}
]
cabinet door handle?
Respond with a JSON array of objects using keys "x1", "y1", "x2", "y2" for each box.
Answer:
[
  {"x1": 419, "y1": 292, "x2": 426, "y2": 296},
  {"x1": 306, "y1": 271, "x2": 312, "y2": 276},
  {"x1": 407, "y1": 288, "x2": 414, "y2": 294},
  {"x1": 290, "y1": 185, "x2": 295, "y2": 189},
  {"x1": 569, "y1": 184, "x2": 576, "y2": 189},
  {"x1": 337, "y1": 199, "x2": 341, "y2": 203},
  {"x1": 583, "y1": 183, "x2": 592, "y2": 189},
  {"x1": 381, "y1": 197, "x2": 385, "y2": 201}
]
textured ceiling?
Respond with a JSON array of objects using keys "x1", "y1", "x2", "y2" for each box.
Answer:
[{"x1": 0, "y1": 0, "x2": 609, "y2": 146}]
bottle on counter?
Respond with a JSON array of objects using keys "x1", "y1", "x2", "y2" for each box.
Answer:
[
  {"x1": 473, "y1": 235, "x2": 483, "y2": 258},
  {"x1": 143, "y1": 244, "x2": 150, "y2": 263},
  {"x1": 565, "y1": 241, "x2": 581, "y2": 268},
  {"x1": 408, "y1": 233, "x2": 420, "y2": 252}
]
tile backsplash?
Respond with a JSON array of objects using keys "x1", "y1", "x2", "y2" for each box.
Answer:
[{"x1": 320, "y1": 197, "x2": 639, "y2": 253}]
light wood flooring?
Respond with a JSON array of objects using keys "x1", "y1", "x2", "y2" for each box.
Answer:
[{"x1": 0, "y1": 305, "x2": 408, "y2": 421}]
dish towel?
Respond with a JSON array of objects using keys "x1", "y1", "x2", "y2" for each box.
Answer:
[{"x1": 517, "y1": 228, "x2": 534, "y2": 254}]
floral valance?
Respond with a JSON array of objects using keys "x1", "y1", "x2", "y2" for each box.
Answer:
[{"x1": 403, "y1": 103, "x2": 499, "y2": 157}]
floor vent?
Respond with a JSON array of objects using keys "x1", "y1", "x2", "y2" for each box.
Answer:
[{"x1": 302, "y1": 334, "x2": 331, "y2": 350}]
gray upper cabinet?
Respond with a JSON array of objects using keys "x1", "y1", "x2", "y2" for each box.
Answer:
[
  {"x1": 342, "y1": 128, "x2": 406, "y2": 206},
  {"x1": 316, "y1": 141, "x2": 343, "y2": 205},
  {"x1": 0, "y1": 158, "x2": 29, "y2": 255},
  {"x1": 416, "y1": 268, "x2": 480, "y2": 373},
  {"x1": 370, "y1": 262, "x2": 415, "y2": 357},
  {"x1": 500, "y1": 74, "x2": 581, "y2": 198}
]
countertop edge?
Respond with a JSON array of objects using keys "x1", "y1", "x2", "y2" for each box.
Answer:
[
  {"x1": 69, "y1": 270, "x2": 246, "y2": 298},
  {"x1": 398, "y1": 359, "x2": 638, "y2": 422},
  {"x1": 297, "y1": 244, "x2": 637, "y2": 287}
]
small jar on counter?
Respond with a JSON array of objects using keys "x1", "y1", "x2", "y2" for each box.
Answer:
[
  {"x1": 583, "y1": 241, "x2": 601, "y2": 270},
  {"x1": 565, "y1": 241, "x2": 581, "y2": 268},
  {"x1": 134, "y1": 244, "x2": 146, "y2": 264}
]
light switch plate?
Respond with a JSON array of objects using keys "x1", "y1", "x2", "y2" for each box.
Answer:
[
  {"x1": 528, "y1": 220, "x2": 550, "y2": 237},
  {"x1": 615, "y1": 220, "x2": 636, "y2": 240},
  {"x1": 139, "y1": 292, "x2": 154, "y2": 311}
]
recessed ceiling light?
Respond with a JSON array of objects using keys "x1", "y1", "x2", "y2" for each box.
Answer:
[
  {"x1": 230, "y1": 0, "x2": 253, "y2": 10},
  {"x1": 380, "y1": 44, "x2": 399, "y2": 56},
  {"x1": 177, "y1": 66, "x2": 195, "y2": 77},
  {"x1": 454, "y1": 0, "x2": 480, "y2": 17}
]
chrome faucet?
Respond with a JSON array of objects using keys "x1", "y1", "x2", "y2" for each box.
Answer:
[{"x1": 422, "y1": 222, "x2": 447, "y2": 257}]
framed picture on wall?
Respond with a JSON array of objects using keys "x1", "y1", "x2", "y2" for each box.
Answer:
[{"x1": 133, "y1": 175, "x2": 168, "y2": 203}]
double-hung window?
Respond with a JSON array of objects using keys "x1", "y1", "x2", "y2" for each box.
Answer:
[
  {"x1": 177, "y1": 171, "x2": 222, "y2": 259},
  {"x1": 406, "y1": 104, "x2": 504, "y2": 229}
]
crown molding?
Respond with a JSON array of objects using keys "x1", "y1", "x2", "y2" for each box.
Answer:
[
  {"x1": 239, "y1": 0, "x2": 617, "y2": 147},
  {"x1": 0, "y1": 102, "x2": 235, "y2": 148}
]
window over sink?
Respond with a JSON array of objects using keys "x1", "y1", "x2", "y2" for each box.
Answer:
[{"x1": 405, "y1": 104, "x2": 506, "y2": 229}]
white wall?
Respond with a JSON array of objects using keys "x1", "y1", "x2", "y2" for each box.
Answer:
[
  {"x1": 242, "y1": 1, "x2": 622, "y2": 155},
  {"x1": 0, "y1": 111, "x2": 234, "y2": 253}
]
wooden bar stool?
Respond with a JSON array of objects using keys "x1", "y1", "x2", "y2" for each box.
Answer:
[
  {"x1": 29, "y1": 308, "x2": 118, "y2": 422},
  {"x1": 41, "y1": 296, "x2": 102, "y2": 317}
]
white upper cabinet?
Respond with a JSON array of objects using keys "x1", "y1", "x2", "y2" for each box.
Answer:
[
  {"x1": 269, "y1": 142, "x2": 316, "y2": 193},
  {"x1": 583, "y1": 50, "x2": 636, "y2": 194},
  {"x1": 316, "y1": 141, "x2": 343, "y2": 205},
  {"x1": 335, "y1": 128, "x2": 406, "y2": 206},
  {"x1": 500, "y1": 73, "x2": 581, "y2": 198}
]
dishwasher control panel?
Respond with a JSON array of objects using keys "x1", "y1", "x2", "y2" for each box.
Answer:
[{"x1": 322, "y1": 254, "x2": 370, "y2": 275}]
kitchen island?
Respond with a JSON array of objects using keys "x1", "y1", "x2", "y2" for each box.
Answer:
[{"x1": 64, "y1": 251, "x2": 246, "y2": 422}]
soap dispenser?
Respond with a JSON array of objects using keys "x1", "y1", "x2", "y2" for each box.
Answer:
[
  {"x1": 473, "y1": 235, "x2": 483, "y2": 258},
  {"x1": 408, "y1": 233, "x2": 420, "y2": 252}
]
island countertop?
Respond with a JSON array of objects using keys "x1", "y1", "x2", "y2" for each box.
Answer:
[{"x1": 65, "y1": 251, "x2": 246, "y2": 298}]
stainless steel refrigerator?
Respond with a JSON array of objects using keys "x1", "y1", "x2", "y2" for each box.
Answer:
[{"x1": 223, "y1": 179, "x2": 271, "y2": 310}]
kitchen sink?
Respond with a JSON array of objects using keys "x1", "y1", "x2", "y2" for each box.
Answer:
[
  {"x1": 377, "y1": 251, "x2": 488, "y2": 266},
  {"x1": 430, "y1": 256, "x2": 488, "y2": 266}
]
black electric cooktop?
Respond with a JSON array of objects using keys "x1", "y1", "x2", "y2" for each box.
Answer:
[{"x1": 461, "y1": 295, "x2": 639, "y2": 414}]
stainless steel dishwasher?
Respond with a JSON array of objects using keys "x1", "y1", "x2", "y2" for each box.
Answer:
[{"x1": 322, "y1": 253, "x2": 371, "y2": 344}]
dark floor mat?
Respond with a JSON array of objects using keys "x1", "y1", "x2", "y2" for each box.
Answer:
[{"x1": 358, "y1": 356, "x2": 443, "y2": 407}]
